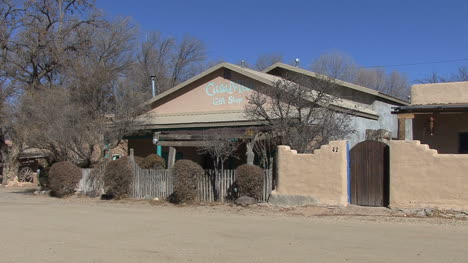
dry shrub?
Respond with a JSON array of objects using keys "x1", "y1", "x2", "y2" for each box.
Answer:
[
  {"x1": 48, "y1": 161, "x2": 82, "y2": 198},
  {"x1": 236, "y1": 164, "x2": 264, "y2": 200},
  {"x1": 134, "y1": 156, "x2": 144, "y2": 167},
  {"x1": 170, "y1": 160, "x2": 203, "y2": 204},
  {"x1": 103, "y1": 156, "x2": 133, "y2": 199},
  {"x1": 140, "y1": 154, "x2": 166, "y2": 169}
]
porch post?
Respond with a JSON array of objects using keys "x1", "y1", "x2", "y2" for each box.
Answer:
[
  {"x1": 168, "y1": 146, "x2": 176, "y2": 168},
  {"x1": 246, "y1": 142, "x2": 255, "y2": 165},
  {"x1": 397, "y1": 113, "x2": 414, "y2": 140},
  {"x1": 156, "y1": 145, "x2": 162, "y2": 157}
]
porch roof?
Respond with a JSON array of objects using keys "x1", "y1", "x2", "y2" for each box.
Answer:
[{"x1": 392, "y1": 104, "x2": 468, "y2": 114}]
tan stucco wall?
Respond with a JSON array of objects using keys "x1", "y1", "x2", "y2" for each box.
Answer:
[
  {"x1": 390, "y1": 140, "x2": 468, "y2": 210},
  {"x1": 412, "y1": 81, "x2": 468, "y2": 105},
  {"x1": 413, "y1": 113, "x2": 468, "y2": 153},
  {"x1": 275, "y1": 141, "x2": 348, "y2": 206}
]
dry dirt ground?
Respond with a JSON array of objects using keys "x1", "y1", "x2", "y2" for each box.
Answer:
[{"x1": 1, "y1": 187, "x2": 467, "y2": 263}]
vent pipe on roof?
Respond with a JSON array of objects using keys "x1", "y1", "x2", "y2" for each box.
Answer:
[
  {"x1": 294, "y1": 58, "x2": 300, "y2": 67},
  {"x1": 241, "y1": 60, "x2": 246, "y2": 68},
  {"x1": 150, "y1": 75, "x2": 156, "y2": 97}
]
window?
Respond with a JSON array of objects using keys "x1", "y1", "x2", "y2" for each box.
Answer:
[{"x1": 459, "y1": 133, "x2": 468, "y2": 153}]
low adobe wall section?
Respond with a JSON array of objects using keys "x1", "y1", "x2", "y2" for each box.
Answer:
[
  {"x1": 272, "y1": 141, "x2": 348, "y2": 206},
  {"x1": 390, "y1": 140, "x2": 468, "y2": 210}
]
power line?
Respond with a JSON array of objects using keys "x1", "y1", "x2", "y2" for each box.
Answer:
[{"x1": 357, "y1": 58, "x2": 468, "y2": 69}]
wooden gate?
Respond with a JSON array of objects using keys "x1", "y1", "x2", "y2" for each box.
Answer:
[{"x1": 350, "y1": 140, "x2": 389, "y2": 207}]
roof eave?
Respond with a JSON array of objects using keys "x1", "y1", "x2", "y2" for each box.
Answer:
[{"x1": 392, "y1": 104, "x2": 468, "y2": 114}]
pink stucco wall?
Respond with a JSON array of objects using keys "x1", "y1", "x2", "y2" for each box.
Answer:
[{"x1": 149, "y1": 71, "x2": 255, "y2": 116}]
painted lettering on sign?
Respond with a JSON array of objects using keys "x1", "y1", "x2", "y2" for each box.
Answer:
[{"x1": 205, "y1": 80, "x2": 254, "y2": 106}]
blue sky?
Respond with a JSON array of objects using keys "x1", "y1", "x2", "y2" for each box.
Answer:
[{"x1": 95, "y1": 0, "x2": 468, "y2": 83}]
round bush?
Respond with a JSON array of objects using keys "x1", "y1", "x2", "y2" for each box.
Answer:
[
  {"x1": 103, "y1": 156, "x2": 133, "y2": 199},
  {"x1": 140, "y1": 154, "x2": 166, "y2": 169},
  {"x1": 236, "y1": 164, "x2": 264, "y2": 200},
  {"x1": 171, "y1": 160, "x2": 203, "y2": 204},
  {"x1": 48, "y1": 161, "x2": 82, "y2": 198},
  {"x1": 134, "y1": 156, "x2": 145, "y2": 167}
]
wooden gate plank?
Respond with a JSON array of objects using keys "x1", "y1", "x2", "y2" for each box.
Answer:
[{"x1": 350, "y1": 140, "x2": 389, "y2": 207}]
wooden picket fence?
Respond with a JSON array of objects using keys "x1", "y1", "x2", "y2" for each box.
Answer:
[
  {"x1": 130, "y1": 163, "x2": 273, "y2": 202},
  {"x1": 77, "y1": 157, "x2": 274, "y2": 202},
  {"x1": 131, "y1": 165, "x2": 173, "y2": 199}
]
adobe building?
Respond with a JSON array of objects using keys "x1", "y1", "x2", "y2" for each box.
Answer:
[
  {"x1": 393, "y1": 81, "x2": 468, "y2": 153},
  {"x1": 129, "y1": 62, "x2": 408, "y2": 168}
]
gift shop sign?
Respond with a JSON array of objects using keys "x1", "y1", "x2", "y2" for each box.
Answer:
[{"x1": 205, "y1": 80, "x2": 254, "y2": 106}]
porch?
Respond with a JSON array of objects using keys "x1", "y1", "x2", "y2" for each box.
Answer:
[{"x1": 127, "y1": 127, "x2": 265, "y2": 169}]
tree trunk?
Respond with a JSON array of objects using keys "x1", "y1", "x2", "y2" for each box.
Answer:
[{"x1": 3, "y1": 143, "x2": 21, "y2": 184}]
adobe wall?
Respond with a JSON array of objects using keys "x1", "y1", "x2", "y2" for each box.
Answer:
[
  {"x1": 273, "y1": 141, "x2": 348, "y2": 206},
  {"x1": 390, "y1": 140, "x2": 468, "y2": 210},
  {"x1": 412, "y1": 81, "x2": 468, "y2": 105}
]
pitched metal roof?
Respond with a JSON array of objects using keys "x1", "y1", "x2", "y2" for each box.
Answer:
[
  {"x1": 137, "y1": 62, "x2": 382, "y2": 128},
  {"x1": 263, "y1": 62, "x2": 409, "y2": 106}
]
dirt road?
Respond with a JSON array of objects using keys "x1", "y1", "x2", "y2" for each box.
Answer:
[{"x1": 0, "y1": 187, "x2": 467, "y2": 263}]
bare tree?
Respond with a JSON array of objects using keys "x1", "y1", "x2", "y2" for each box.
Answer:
[
  {"x1": 245, "y1": 74, "x2": 353, "y2": 153},
  {"x1": 169, "y1": 35, "x2": 206, "y2": 89},
  {"x1": 416, "y1": 71, "x2": 448, "y2": 84},
  {"x1": 1, "y1": 0, "x2": 203, "y2": 176},
  {"x1": 4, "y1": 1, "x2": 146, "y2": 169},
  {"x1": 354, "y1": 68, "x2": 410, "y2": 99},
  {"x1": 311, "y1": 51, "x2": 358, "y2": 82},
  {"x1": 311, "y1": 51, "x2": 410, "y2": 99},
  {"x1": 65, "y1": 17, "x2": 137, "y2": 115},
  {"x1": 16, "y1": 88, "x2": 102, "y2": 167},
  {"x1": 454, "y1": 66, "x2": 468, "y2": 81},
  {"x1": 132, "y1": 33, "x2": 206, "y2": 94},
  {"x1": 417, "y1": 66, "x2": 468, "y2": 84},
  {"x1": 255, "y1": 53, "x2": 284, "y2": 71},
  {"x1": 1, "y1": 0, "x2": 23, "y2": 183},
  {"x1": 3, "y1": 0, "x2": 100, "y2": 91},
  {"x1": 132, "y1": 32, "x2": 175, "y2": 95},
  {"x1": 250, "y1": 130, "x2": 280, "y2": 169},
  {"x1": 197, "y1": 129, "x2": 239, "y2": 171}
]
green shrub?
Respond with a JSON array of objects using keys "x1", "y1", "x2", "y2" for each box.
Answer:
[
  {"x1": 235, "y1": 164, "x2": 264, "y2": 200},
  {"x1": 170, "y1": 160, "x2": 203, "y2": 204},
  {"x1": 140, "y1": 154, "x2": 166, "y2": 169},
  {"x1": 48, "y1": 161, "x2": 82, "y2": 198},
  {"x1": 103, "y1": 156, "x2": 133, "y2": 199}
]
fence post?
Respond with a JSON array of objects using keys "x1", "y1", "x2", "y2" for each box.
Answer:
[
  {"x1": 168, "y1": 147, "x2": 176, "y2": 168},
  {"x1": 129, "y1": 148, "x2": 135, "y2": 167}
]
